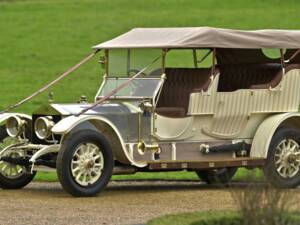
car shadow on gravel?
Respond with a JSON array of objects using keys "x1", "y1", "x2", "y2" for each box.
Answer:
[
  {"x1": 0, "y1": 180, "x2": 269, "y2": 198},
  {"x1": 106, "y1": 180, "x2": 270, "y2": 193}
]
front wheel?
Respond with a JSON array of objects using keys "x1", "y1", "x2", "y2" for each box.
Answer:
[
  {"x1": 57, "y1": 130, "x2": 114, "y2": 197},
  {"x1": 0, "y1": 126, "x2": 36, "y2": 189},
  {"x1": 264, "y1": 127, "x2": 300, "y2": 188},
  {"x1": 196, "y1": 167, "x2": 237, "y2": 185}
]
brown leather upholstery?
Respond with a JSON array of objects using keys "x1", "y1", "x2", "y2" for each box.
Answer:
[
  {"x1": 156, "y1": 68, "x2": 213, "y2": 117},
  {"x1": 217, "y1": 63, "x2": 283, "y2": 92},
  {"x1": 249, "y1": 64, "x2": 300, "y2": 89},
  {"x1": 155, "y1": 107, "x2": 186, "y2": 117},
  {"x1": 285, "y1": 63, "x2": 300, "y2": 71}
]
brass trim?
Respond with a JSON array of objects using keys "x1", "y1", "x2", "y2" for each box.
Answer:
[
  {"x1": 137, "y1": 141, "x2": 159, "y2": 155},
  {"x1": 105, "y1": 49, "x2": 109, "y2": 76}
]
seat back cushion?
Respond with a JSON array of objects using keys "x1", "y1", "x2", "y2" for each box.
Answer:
[
  {"x1": 156, "y1": 68, "x2": 212, "y2": 117},
  {"x1": 218, "y1": 63, "x2": 282, "y2": 92}
]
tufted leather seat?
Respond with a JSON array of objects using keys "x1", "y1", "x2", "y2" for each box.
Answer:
[
  {"x1": 217, "y1": 63, "x2": 284, "y2": 92},
  {"x1": 285, "y1": 63, "x2": 300, "y2": 72},
  {"x1": 156, "y1": 68, "x2": 214, "y2": 117}
]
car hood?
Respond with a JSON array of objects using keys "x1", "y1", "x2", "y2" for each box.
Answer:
[{"x1": 33, "y1": 102, "x2": 141, "y2": 116}]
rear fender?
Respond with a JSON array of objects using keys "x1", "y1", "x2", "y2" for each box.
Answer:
[{"x1": 250, "y1": 112, "x2": 300, "y2": 158}]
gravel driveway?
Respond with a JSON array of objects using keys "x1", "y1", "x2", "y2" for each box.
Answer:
[{"x1": 0, "y1": 180, "x2": 269, "y2": 225}]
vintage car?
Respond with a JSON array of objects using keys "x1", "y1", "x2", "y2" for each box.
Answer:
[{"x1": 1, "y1": 27, "x2": 300, "y2": 196}]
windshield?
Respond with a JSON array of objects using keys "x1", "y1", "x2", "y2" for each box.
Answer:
[
  {"x1": 108, "y1": 49, "x2": 162, "y2": 77},
  {"x1": 98, "y1": 78, "x2": 162, "y2": 98}
]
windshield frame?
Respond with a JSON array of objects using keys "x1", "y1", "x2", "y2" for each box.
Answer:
[
  {"x1": 104, "y1": 49, "x2": 165, "y2": 78},
  {"x1": 95, "y1": 76, "x2": 165, "y2": 101},
  {"x1": 95, "y1": 48, "x2": 166, "y2": 101}
]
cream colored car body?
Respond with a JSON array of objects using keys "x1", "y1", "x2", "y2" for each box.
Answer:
[
  {"x1": 50, "y1": 68, "x2": 300, "y2": 168},
  {"x1": 3, "y1": 28, "x2": 300, "y2": 196}
]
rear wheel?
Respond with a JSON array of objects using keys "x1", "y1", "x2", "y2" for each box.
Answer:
[
  {"x1": 57, "y1": 130, "x2": 114, "y2": 197},
  {"x1": 196, "y1": 167, "x2": 237, "y2": 185},
  {"x1": 264, "y1": 127, "x2": 300, "y2": 188},
  {"x1": 0, "y1": 126, "x2": 36, "y2": 189}
]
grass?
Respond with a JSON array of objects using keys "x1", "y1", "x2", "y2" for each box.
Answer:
[
  {"x1": 1, "y1": 0, "x2": 300, "y2": 113},
  {"x1": 34, "y1": 168, "x2": 262, "y2": 182},
  {"x1": 147, "y1": 211, "x2": 300, "y2": 225},
  {"x1": 35, "y1": 171, "x2": 199, "y2": 182},
  {"x1": 147, "y1": 211, "x2": 238, "y2": 225}
]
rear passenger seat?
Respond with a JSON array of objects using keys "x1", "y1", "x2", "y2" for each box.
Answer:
[
  {"x1": 217, "y1": 63, "x2": 283, "y2": 91},
  {"x1": 155, "y1": 64, "x2": 300, "y2": 117},
  {"x1": 156, "y1": 68, "x2": 214, "y2": 117}
]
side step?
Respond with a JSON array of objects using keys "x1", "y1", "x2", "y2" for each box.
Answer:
[{"x1": 148, "y1": 158, "x2": 265, "y2": 170}]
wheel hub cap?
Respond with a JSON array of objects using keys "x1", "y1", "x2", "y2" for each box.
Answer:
[
  {"x1": 71, "y1": 143, "x2": 104, "y2": 186},
  {"x1": 0, "y1": 137, "x2": 25, "y2": 179},
  {"x1": 0, "y1": 152, "x2": 25, "y2": 179},
  {"x1": 274, "y1": 139, "x2": 300, "y2": 178}
]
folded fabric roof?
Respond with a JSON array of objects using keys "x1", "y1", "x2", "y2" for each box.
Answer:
[{"x1": 93, "y1": 27, "x2": 300, "y2": 49}]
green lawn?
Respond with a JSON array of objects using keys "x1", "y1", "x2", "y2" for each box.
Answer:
[
  {"x1": 147, "y1": 211, "x2": 300, "y2": 225},
  {"x1": 34, "y1": 168, "x2": 262, "y2": 182},
  {"x1": 147, "y1": 211, "x2": 237, "y2": 225},
  {"x1": 1, "y1": 0, "x2": 300, "y2": 113},
  {"x1": 35, "y1": 171, "x2": 201, "y2": 182}
]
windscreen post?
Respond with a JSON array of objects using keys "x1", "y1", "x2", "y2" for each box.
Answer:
[
  {"x1": 162, "y1": 48, "x2": 168, "y2": 74},
  {"x1": 280, "y1": 48, "x2": 285, "y2": 74},
  {"x1": 211, "y1": 48, "x2": 216, "y2": 76}
]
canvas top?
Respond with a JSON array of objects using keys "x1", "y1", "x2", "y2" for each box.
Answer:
[{"x1": 93, "y1": 27, "x2": 300, "y2": 49}]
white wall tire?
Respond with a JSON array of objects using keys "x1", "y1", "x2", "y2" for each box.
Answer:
[{"x1": 57, "y1": 130, "x2": 113, "y2": 197}]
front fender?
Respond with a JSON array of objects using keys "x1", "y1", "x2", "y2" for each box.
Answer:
[
  {"x1": 0, "y1": 113, "x2": 31, "y2": 125},
  {"x1": 52, "y1": 115, "x2": 95, "y2": 134},
  {"x1": 250, "y1": 112, "x2": 300, "y2": 158},
  {"x1": 52, "y1": 115, "x2": 146, "y2": 168}
]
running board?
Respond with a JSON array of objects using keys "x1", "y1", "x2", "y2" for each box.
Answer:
[{"x1": 148, "y1": 158, "x2": 265, "y2": 170}]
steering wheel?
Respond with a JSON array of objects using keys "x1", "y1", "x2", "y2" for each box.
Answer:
[{"x1": 128, "y1": 69, "x2": 147, "y2": 77}]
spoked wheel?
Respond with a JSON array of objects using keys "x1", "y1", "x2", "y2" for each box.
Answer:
[
  {"x1": 264, "y1": 127, "x2": 300, "y2": 188},
  {"x1": 196, "y1": 167, "x2": 237, "y2": 185},
  {"x1": 71, "y1": 143, "x2": 104, "y2": 186},
  {"x1": 0, "y1": 126, "x2": 35, "y2": 189},
  {"x1": 57, "y1": 130, "x2": 113, "y2": 197}
]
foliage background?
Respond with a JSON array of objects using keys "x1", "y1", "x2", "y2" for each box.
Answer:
[{"x1": 1, "y1": 0, "x2": 300, "y2": 113}]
